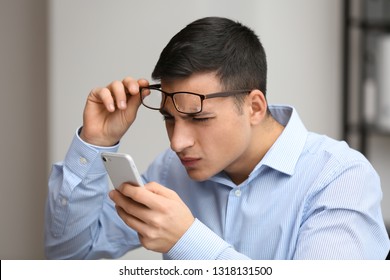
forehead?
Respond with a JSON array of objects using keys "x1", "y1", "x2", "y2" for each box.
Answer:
[{"x1": 161, "y1": 72, "x2": 223, "y2": 94}]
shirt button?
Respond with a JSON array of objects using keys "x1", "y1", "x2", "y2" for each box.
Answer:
[
  {"x1": 234, "y1": 189, "x2": 241, "y2": 197},
  {"x1": 60, "y1": 197, "x2": 68, "y2": 206},
  {"x1": 79, "y1": 157, "x2": 88, "y2": 165}
]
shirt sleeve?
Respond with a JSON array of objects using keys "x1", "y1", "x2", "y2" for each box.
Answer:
[
  {"x1": 166, "y1": 219, "x2": 250, "y2": 260},
  {"x1": 45, "y1": 128, "x2": 140, "y2": 259}
]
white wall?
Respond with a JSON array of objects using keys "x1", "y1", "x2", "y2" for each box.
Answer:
[{"x1": 1, "y1": 0, "x2": 388, "y2": 260}]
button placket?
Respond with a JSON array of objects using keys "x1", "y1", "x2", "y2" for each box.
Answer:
[{"x1": 224, "y1": 185, "x2": 245, "y2": 244}]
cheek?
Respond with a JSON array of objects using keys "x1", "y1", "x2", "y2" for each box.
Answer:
[{"x1": 202, "y1": 118, "x2": 250, "y2": 158}]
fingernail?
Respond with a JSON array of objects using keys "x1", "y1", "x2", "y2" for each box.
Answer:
[
  {"x1": 120, "y1": 100, "x2": 126, "y2": 109},
  {"x1": 131, "y1": 85, "x2": 139, "y2": 93},
  {"x1": 109, "y1": 103, "x2": 115, "y2": 111}
]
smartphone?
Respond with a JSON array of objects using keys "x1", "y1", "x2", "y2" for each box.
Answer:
[{"x1": 101, "y1": 152, "x2": 144, "y2": 189}]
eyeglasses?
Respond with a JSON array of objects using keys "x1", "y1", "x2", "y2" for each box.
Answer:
[{"x1": 139, "y1": 84, "x2": 251, "y2": 114}]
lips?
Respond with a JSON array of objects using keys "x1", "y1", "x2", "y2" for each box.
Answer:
[{"x1": 179, "y1": 157, "x2": 201, "y2": 168}]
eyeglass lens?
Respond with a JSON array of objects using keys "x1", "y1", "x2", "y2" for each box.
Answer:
[
  {"x1": 140, "y1": 88, "x2": 164, "y2": 109},
  {"x1": 173, "y1": 93, "x2": 202, "y2": 113},
  {"x1": 141, "y1": 89, "x2": 202, "y2": 114}
]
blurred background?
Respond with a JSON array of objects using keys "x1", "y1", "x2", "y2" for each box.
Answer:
[{"x1": 0, "y1": 0, "x2": 389, "y2": 259}]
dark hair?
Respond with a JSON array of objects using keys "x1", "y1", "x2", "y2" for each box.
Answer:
[{"x1": 152, "y1": 17, "x2": 267, "y2": 97}]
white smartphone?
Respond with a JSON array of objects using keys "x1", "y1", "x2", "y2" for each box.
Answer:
[{"x1": 101, "y1": 152, "x2": 144, "y2": 189}]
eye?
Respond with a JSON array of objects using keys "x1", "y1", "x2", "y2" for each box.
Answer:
[
  {"x1": 162, "y1": 115, "x2": 174, "y2": 122},
  {"x1": 192, "y1": 117, "x2": 211, "y2": 123}
]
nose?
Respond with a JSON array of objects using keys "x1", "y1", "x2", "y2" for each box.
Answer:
[{"x1": 169, "y1": 121, "x2": 195, "y2": 153}]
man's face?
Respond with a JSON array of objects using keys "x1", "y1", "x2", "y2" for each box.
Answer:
[{"x1": 160, "y1": 73, "x2": 254, "y2": 183}]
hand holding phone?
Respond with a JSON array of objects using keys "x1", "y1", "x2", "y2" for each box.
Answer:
[{"x1": 101, "y1": 152, "x2": 144, "y2": 189}]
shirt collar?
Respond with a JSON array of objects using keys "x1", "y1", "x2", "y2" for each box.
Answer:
[
  {"x1": 250, "y1": 105, "x2": 308, "y2": 177},
  {"x1": 210, "y1": 105, "x2": 308, "y2": 186}
]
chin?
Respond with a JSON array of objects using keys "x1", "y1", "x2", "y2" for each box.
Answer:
[{"x1": 186, "y1": 169, "x2": 214, "y2": 182}]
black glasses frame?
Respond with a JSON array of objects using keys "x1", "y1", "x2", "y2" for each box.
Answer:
[{"x1": 139, "y1": 84, "x2": 251, "y2": 114}]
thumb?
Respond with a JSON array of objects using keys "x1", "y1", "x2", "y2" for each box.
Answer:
[
  {"x1": 122, "y1": 92, "x2": 142, "y2": 125},
  {"x1": 127, "y1": 78, "x2": 148, "y2": 110}
]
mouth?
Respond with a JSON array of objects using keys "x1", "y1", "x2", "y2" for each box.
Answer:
[{"x1": 179, "y1": 157, "x2": 201, "y2": 168}]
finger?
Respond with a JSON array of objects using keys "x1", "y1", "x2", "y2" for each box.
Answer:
[
  {"x1": 110, "y1": 189, "x2": 150, "y2": 220},
  {"x1": 107, "y1": 80, "x2": 127, "y2": 110},
  {"x1": 137, "y1": 78, "x2": 150, "y2": 88},
  {"x1": 90, "y1": 87, "x2": 116, "y2": 112},
  {"x1": 112, "y1": 191, "x2": 165, "y2": 238},
  {"x1": 121, "y1": 77, "x2": 145, "y2": 114},
  {"x1": 122, "y1": 77, "x2": 141, "y2": 96},
  {"x1": 144, "y1": 182, "x2": 179, "y2": 200},
  {"x1": 119, "y1": 182, "x2": 175, "y2": 211},
  {"x1": 115, "y1": 205, "x2": 161, "y2": 252},
  {"x1": 115, "y1": 204, "x2": 148, "y2": 232}
]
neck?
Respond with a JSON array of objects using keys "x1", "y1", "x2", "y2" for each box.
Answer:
[{"x1": 228, "y1": 115, "x2": 284, "y2": 185}]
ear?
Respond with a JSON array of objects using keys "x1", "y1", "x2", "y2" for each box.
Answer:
[{"x1": 247, "y1": 89, "x2": 268, "y2": 125}]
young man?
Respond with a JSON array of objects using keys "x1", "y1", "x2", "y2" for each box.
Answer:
[{"x1": 45, "y1": 17, "x2": 390, "y2": 259}]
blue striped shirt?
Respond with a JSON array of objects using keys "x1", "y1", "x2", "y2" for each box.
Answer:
[{"x1": 45, "y1": 105, "x2": 390, "y2": 259}]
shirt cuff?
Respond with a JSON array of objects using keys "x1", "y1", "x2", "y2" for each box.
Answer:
[
  {"x1": 64, "y1": 127, "x2": 120, "y2": 179},
  {"x1": 166, "y1": 218, "x2": 232, "y2": 260}
]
